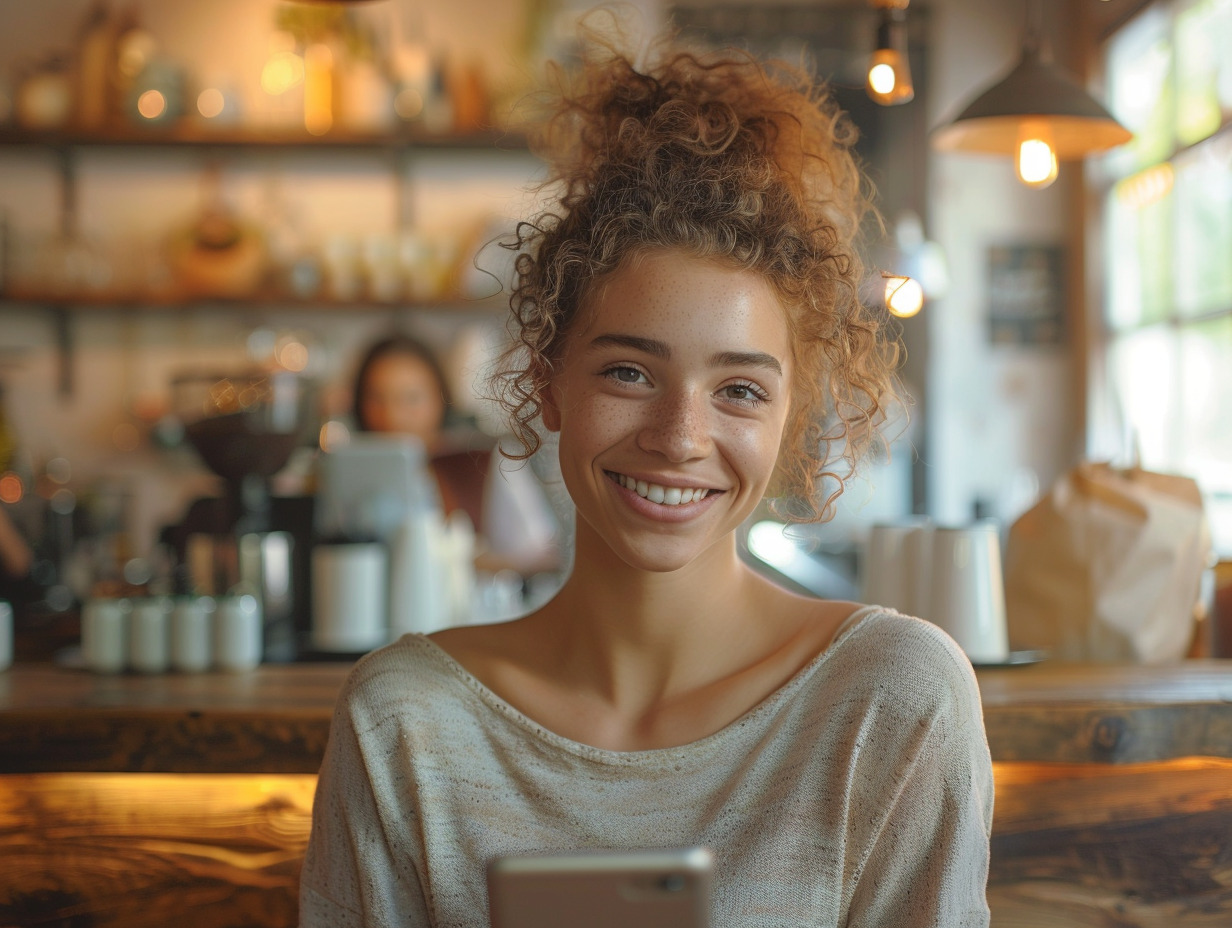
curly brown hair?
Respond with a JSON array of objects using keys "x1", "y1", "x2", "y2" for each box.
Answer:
[{"x1": 494, "y1": 30, "x2": 901, "y2": 523}]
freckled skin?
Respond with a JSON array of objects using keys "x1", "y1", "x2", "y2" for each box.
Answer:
[{"x1": 543, "y1": 249, "x2": 794, "y2": 573}]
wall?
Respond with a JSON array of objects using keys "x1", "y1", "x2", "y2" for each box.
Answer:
[{"x1": 924, "y1": 0, "x2": 1080, "y2": 526}]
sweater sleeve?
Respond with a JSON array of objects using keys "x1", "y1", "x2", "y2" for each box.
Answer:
[
  {"x1": 299, "y1": 670, "x2": 433, "y2": 928},
  {"x1": 842, "y1": 629, "x2": 994, "y2": 928}
]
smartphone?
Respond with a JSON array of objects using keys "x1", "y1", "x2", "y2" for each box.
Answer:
[{"x1": 487, "y1": 846, "x2": 713, "y2": 928}]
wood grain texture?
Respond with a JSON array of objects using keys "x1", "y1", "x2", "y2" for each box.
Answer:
[
  {"x1": 988, "y1": 759, "x2": 1232, "y2": 928},
  {"x1": 0, "y1": 710, "x2": 331, "y2": 774},
  {"x1": 0, "y1": 773, "x2": 314, "y2": 928},
  {"x1": 3, "y1": 760, "x2": 1231, "y2": 928}
]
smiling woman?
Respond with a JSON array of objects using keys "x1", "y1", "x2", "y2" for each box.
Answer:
[
  {"x1": 299, "y1": 21, "x2": 993, "y2": 928},
  {"x1": 541, "y1": 252, "x2": 794, "y2": 574}
]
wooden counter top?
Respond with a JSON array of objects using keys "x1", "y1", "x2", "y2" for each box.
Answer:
[
  {"x1": 2, "y1": 660, "x2": 1231, "y2": 928},
  {"x1": 1, "y1": 659, "x2": 1230, "y2": 774}
]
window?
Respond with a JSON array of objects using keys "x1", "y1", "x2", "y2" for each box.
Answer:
[{"x1": 1097, "y1": 0, "x2": 1232, "y2": 554}]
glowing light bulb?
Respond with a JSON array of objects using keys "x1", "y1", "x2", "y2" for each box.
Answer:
[
  {"x1": 884, "y1": 276, "x2": 924, "y2": 318},
  {"x1": 866, "y1": 48, "x2": 914, "y2": 105},
  {"x1": 197, "y1": 88, "x2": 225, "y2": 119},
  {"x1": 0, "y1": 472, "x2": 23, "y2": 504},
  {"x1": 136, "y1": 89, "x2": 166, "y2": 120},
  {"x1": 869, "y1": 62, "x2": 896, "y2": 96},
  {"x1": 866, "y1": 9, "x2": 914, "y2": 106},
  {"x1": 1016, "y1": 122, "x2": 1059, "y2": 189}
]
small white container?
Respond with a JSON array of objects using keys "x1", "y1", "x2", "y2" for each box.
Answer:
[
  {"x1": 171, "y1": 596, "x2": 214, "y2": 673},
  {"x1": 312, "y1": 542, "x2": 388, "y2": 652},
  {"x1": 82, "y1": 597, "x2": 129, "y2": 674},
  {"x1": 129, "y1": 596, "x2": 172, "y2": 674},
  {"x1": 215, "y1": 594, "x2": 262, "y2": 671},
  {"x1": 0, "y1": 600, "x2": 12, "y2": 671}
]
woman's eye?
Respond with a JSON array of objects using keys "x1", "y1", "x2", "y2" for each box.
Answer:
[
  {"x1": 721, "y1": 382, "x2": 767, "y2": 404},
  {"x1": 605, "y1": 366, "x2": 645, "y2": 384}
]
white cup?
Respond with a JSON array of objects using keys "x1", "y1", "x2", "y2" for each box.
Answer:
[
  {"x1": 863, "y1": 519, "x2": 932, "y2": 617},
  {"x1": 312, "y1": 543, "x2": 388, "y2": 652},
  {"x1": 0, "y1": 600, "x2": 12, "y2": 671},
  {"x1": 215, "y1": 593, "x2": 262, "y2": 671},
  {"x1": 927, "y1": 523, "x2": 1010, "y2": 664},
  {"x1": 171, "y1": 596, "x2": 214, "y2": 673},
  {"x1": 83, "y1": 597, "x2": 129, "y2": 674},
  {"x1": 129, "y1": 596, "x2": 172, "y2": 674}
]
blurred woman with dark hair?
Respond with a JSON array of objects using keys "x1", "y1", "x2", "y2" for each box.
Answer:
[{"x1": 350, "y1": 332, "x2": 559, "y2": 575}]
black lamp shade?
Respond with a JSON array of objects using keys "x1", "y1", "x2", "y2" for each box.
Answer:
[{"x1": 932, "y1": 47, "x2": 1132, "y2": 159}]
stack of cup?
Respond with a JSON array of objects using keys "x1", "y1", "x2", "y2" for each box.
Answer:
[{"x1": 862, "y1": 520, "x2": 1010, "y2": 665}]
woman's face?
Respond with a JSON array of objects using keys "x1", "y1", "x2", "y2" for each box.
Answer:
[
  {"x1": 360, "y1": 353, "x2": 446, "y2": 447},
  {"x1": 544, "y1": 249, "x2": 794, "y2": 573}
]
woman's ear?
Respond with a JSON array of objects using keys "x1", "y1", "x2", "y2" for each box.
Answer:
[{"x1": 540, "y1": 381, "x2": 562, "y2": 432}]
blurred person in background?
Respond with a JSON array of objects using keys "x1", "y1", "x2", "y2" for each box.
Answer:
[{"x1": 350, "y1": 333, "x2": 560, "y2": 576}]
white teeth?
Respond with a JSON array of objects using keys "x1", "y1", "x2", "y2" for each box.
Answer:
[{"x1": 614, "y1": 473, "x2": 709, "y2": 506}]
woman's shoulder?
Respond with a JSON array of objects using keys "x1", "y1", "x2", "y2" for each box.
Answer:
[
  {"x1": 836, "y1": 606, "x2": 970, "y2": 662},
  {"x1": 335, "y1": 633, "x2": 472, "y2": 722},
  {"x1": 822, "y1": 607, "x2": 982, "y2": 714}
]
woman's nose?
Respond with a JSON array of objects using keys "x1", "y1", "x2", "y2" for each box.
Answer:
[{"x1": 638, "y1": 388, "x2": 712, "y2": 462}]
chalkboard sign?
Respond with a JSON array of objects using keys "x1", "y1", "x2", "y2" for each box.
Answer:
[{"x1": 987, "y1": 244, "x2": 1067, "y2": 345}]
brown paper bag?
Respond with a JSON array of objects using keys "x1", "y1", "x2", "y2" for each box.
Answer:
[{"x1": 1004, "y1": 462, "x2": 1211, "y2": 663}]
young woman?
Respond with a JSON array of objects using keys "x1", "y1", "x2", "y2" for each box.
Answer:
[{"x1": 301, "y1": 33, "x2": 993, "y2": 928}]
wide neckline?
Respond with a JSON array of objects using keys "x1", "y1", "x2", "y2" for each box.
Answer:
[{"x1": 408, "y1": 604, "x2": 886, "y2": 765}]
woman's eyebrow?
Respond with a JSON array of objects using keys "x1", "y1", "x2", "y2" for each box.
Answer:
[
  {"x1": 588, "y1": 333, "x2": 671, "y2": 358},
  {"x1": 587, "y1": 335, "x2": 782, "y2": 376},
  {"x1": 709, "y1": 350, "x2": 783, "y2": 375}
]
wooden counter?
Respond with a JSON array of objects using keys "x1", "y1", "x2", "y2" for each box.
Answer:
[
  {"x1": 3, "y1": 659, "x2": 1231, "y2": 773},
  {"x1": 2, "y1": 660, "x2": 1231, "y2": 927}
]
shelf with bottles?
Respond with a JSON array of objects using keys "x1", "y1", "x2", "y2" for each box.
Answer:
[
  {"x1": 0, "y1": 286, "x2": 509, "y2": 314},
  {"x1": 0, "y1": 124, "x2": 528, "y2": 154}
]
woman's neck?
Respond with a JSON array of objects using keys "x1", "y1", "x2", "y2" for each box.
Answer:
[{"x1": 535, "y1": 527, "x2": 770, "y2": 707}]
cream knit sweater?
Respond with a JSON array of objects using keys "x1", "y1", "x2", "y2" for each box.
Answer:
[{"x1": 299, "y1": 607, "x2": 993, "y2": 927}]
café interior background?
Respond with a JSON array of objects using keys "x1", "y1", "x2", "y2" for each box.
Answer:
[{"x1": 0, "y1": 0, "x2": 1203, "y2": 587}]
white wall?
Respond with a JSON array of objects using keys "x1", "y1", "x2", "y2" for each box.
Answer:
[{"x1": 923, "y1": 0, "x2": 1080, "y2": 526}]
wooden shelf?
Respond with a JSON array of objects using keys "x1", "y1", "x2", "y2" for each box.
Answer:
[
  {"x1": 0, "y1": 286, "x2": 509, "y2": 313},
  {"x1": 0, "y1": 124, "x2": 529, "y2": 153}
]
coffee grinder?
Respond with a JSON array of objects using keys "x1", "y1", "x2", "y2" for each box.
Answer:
[{"x1": 166, "y1": 369, "x2": 315, "y2": 662}]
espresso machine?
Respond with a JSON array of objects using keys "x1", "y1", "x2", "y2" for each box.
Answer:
[{"x1": 164, "y1": 370, "x2": 315, "y2": 662}]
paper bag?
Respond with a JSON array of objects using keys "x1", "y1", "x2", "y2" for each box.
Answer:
[{"x1": 1004, "y1": 462, "x2": 1211, "y2": 663}]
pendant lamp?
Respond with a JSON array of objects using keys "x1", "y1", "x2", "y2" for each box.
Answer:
[
  {"x1": 932, "y1": 25, "x2": 1131, "y2": 189},
  {"x1": 866, "y1": 1, "x2": 914, "y2": 106}
]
